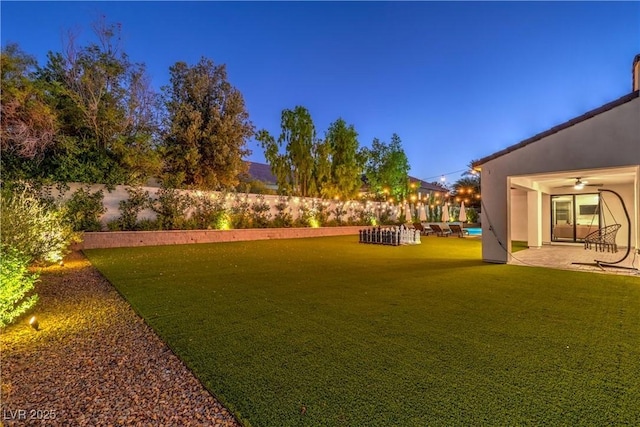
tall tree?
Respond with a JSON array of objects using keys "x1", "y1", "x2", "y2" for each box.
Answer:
[
  {"x1": 32, "y1": 16, "x2": 161, "y2": 185},
  {"x1": 362, "y1": 133, "x2": 410, "y2": 202},
  {"x1": 311, "y1": 137, "x2": 332, "y2": 198},
  {"x1": 0, "y1": 44, "x2": 57, "y2": 172},
  {"x1": 256, "y1": 106, "x2": 316, "y2": 197},
  {"x1": 324, "y1": 118, "x2": 362, "y2": 199},
  {"x1": 162, "y1": 57, "x2": 254, "y2": 189},
  {"x1": 255, "y1": 129, "x2": 292, "y2": 195}
]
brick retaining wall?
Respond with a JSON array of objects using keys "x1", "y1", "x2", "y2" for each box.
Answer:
[{"x1": 74, "y1": 226, "x2": 364, "y2": 249}]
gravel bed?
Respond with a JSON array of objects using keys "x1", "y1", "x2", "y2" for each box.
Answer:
[{"x1": 1, "y1": 251, "x2": 241, "y2": 426}]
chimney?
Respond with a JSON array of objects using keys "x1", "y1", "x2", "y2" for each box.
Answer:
[{"x1": 633, "y1": 54, "x2": 640, "y2": 92}]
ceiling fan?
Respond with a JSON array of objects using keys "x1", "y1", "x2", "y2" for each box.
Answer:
[{"x1": 558, "y1": 177, "x2": 604, "y2": 190}]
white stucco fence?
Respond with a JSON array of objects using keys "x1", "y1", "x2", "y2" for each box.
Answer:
[{"x1": 46, "y1": 183, "x2": 403, "y2": 228}]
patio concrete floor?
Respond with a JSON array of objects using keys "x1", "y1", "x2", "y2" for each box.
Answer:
[{"x1": 508, "y1": 244, "x2": 640, "y2": 277}]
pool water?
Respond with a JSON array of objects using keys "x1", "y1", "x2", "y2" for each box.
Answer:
[{"x1": 466, "y1": 227, "x2": 482, "y2": 236}]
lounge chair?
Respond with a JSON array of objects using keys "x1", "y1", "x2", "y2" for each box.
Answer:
[
  {"x1": 449, "y1": 223, "x2": 469, "y2": 238},
  {"x1": 413, "y1": 222, "x2": 433, "y2": 236},
  {"x1": 429, "y1": 224, "x2": 451, "y2": 237}
]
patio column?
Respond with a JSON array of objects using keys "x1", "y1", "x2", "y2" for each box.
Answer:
[{"x1": 527, "y1": 190, "x2": 542, "y2": 248}]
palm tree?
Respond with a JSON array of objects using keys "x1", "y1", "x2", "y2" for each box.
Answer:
[{"x1": 452, "y1": 161, "x2": 481, "y2": 210}]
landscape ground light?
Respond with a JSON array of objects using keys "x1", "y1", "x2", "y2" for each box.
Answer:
[{"x1": 29, "y1": 315, "x2": 39, "y2": 331}]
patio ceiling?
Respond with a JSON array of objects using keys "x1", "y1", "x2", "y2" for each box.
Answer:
[{"x1": 509, "y1": 166, "x2": 638, "y2": 193}]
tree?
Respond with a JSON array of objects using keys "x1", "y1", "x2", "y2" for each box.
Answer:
[
  {"x1": 256, "y1": 106, "x2": 317, "y2": 197},
  {"x1": 362, "y1": 133, "x2": 410, "y2": 202},
  {"x1": 0, "y1": 44, "x2": 57, "y2": 168},
  {"x1": 256, "y1": 129, "x2": 293, "y2": 195},
  {"x1": 452, "y1": 161, "x2": 481, "y2": 209},
  {"x1": 29, "y1": 16, "x2": 161, "y2": 185},
  {"x1": 161, "y1": 57, "x2": 254, "y2": 190},
  {"x1": 311, "y1": 137, "x2": 332, "y2": 198},
  {"x1": 324, "y1": 118, "x2": 362, "y2": 199}
]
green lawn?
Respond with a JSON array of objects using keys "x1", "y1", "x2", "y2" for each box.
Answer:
[
  {"x1": 85, "y1": 236, "x2": 640, "y2": 426},
  {"x1": 511, "y1": 240, "x2": 529, "y2": 252}
]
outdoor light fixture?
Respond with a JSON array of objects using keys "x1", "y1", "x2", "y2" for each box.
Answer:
[
  {"x1": 574, "y1": 178, "x2": 585, "y2": 190},
  {"x1": 29, "y1": 316, "x2": 39, "y2": 331}
]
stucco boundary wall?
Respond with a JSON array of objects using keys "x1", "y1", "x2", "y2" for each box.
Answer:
[
  {"x1": 74, "y1": 226, "x2": 364, "y2": 250},
  {"x1": 45, "y1": 183, "x2": 402, "y2": 227}
]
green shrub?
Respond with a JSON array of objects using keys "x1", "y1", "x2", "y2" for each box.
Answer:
[
  {"x1": 230, "y1": 193, "x2": 251, "y2": 229},
  {"x1": 0, "y1": 247, "x2": 39, "y2": 327},
  {"x1": 106, "y1": 219, "x2": 122, "y2": 231},
  {"x1": 250, "y1": 195, "x2": 271, "y2": 228},
  {"x1": 314, "y1": 200, "x2": 329, "y2": 226},
  {"x1": 272, "y1": 196, "x2": 292, "y2": 228},
  {"x1": 356, "y1": 205, "x2": 377, "y2": 226},
  {"x1": 151, "y1": 187, "x2": 189, "y2": 230},
  {"x1": 1, "y1": 183, "x2": 78, "y2": 264},
  {"x1": 331, "y1": 202, "x2": 347, "y2": 225},
  {"x1": 190, "y1": 192, "x2": 227, "y2": 229},
  {"x1": 136, "y1": 218, "x2": 161, "y2": 231},
  {"x1": 346, "y1": 204, "x2": 363, "y2": 225},
  {"x1": 466, "y1": 207, "x2": 479, "y2": 224},
  {"x1": 117, "y1": 186, "x2": 150, "y2": 230},
  {"x1": 64, "y1": 186, "x2": 106, "y2": 231},
  {"x1": 295, "y1": 200, "x2": 323, "y2": 228}
]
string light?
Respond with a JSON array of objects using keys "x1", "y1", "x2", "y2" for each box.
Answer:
[{"x1": 420, "y1": 168, "x2": 475, "y2": 183}]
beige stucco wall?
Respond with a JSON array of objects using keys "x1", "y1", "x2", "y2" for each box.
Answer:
[
  {"x1": 509, "y1": 190, "x2": 528, "y2": 242},
  {"x1": 46, "y1": 184, "x2": 398, "y2": 228},
  {"x1": 480, "y1": 95, "x2": 640, "y2": 263},
  {"x1": 73, "y1": 226, "x2": 364, "y2": 250}
]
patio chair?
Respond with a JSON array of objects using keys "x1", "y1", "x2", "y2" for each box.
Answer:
[
  {"x1": 429, "y1": 224, "x2": 451, "y2": 237},
  {"x1": 413, "y1": 222, "x2": 433, "y2": 236},
  {"x1": 583, "y1": 223, "x2": 621, "y2": 253},
  {"x1": 449, "y1": 224, "x2": 469, "y2": 238}
]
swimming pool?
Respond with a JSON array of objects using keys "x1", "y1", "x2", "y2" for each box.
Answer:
[{"x1": 466, "y1": 227, "x2": 482, "y2": 236}]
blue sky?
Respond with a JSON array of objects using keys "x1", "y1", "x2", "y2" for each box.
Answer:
[{"x1": 2, "y1": 1, "x2": 639, "y2": 184}]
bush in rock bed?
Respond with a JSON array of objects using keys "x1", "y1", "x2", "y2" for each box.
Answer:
[
  {"x1": 0, "y1": 247, "x2": 39, "y2": 327},
  {"x1": 1, "y1": 183, "x2": 78, "y2": 264}
]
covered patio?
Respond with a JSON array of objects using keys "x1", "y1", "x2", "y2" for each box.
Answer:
[
  {"x1": 506, "y1": 165, "x2": 639, "y2": 276},
  {"x1": 473, "y1": 60, "x2": 640, "y2": 269},
  {"x1": 509, "y1": 244, "x2": 639, "y2": 276}
]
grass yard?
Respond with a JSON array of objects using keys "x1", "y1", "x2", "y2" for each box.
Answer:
[
  {"x1": 85, "y1": 236, "x2": 640, "y2": 426},
  {"x1": 510, "y1": 240, "x2": 529, "y2": 252}
]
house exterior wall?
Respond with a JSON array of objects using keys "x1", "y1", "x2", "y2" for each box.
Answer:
[
  {"x1": 509, "y1": 190, "x2": 528, "y2": 242},
  {"x1": 542, "y1": 195, "x2": 551, "y2": 243},
  {"x1": 480, "y1": 96, "x2": 640, "y2": 263}
]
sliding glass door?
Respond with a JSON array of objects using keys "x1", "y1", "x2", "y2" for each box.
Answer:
[{"x1": 551, "y1": 193, "x2": 600, "y2": 242}]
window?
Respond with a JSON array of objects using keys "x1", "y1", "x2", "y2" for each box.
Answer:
[{"x1": 551, "y1": 193, "x2": 600, "y2": 242}]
